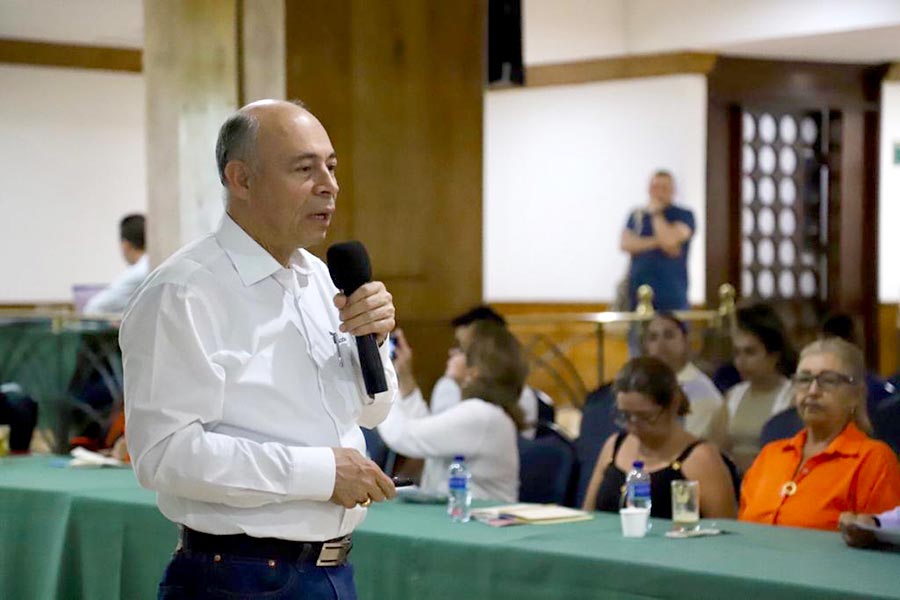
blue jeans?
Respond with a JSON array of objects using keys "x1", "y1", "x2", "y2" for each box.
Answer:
[{"x1": 157, "y1": 550, "x2": 357, "y2": 599}]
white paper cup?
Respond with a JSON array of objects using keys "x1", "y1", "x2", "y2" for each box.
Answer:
[{"x1": 619, "y1": 507, "x2": 650, "y2": 538}]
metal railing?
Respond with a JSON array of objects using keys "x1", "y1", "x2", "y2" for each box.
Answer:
[
  {"x1": 507, "y1": 284, "x2": 737, "y2": 407},
  {"x1": 0, "y1": 307, "x2": 121, "y2": 333},
  {"x1": 0, "y1": 308, "x2": 123, "y2": 452}
]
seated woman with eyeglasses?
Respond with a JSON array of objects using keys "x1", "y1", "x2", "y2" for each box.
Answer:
[
  {"x1": 739, "y1": 338, "x2": 900, "y2": 531},
  {"x1": 582, "y1": 357, "x2": 737, "y2": 519}
]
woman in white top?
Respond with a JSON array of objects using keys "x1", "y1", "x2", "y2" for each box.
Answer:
[
  {"x1": 378, "y1": 321, "x2": 527, "y2": 502},
  {"x1": 642, "y1": 313, "x2": 728, "y2": 447},
  {"x1": 725, "y1": 304, "x2": 796, "y2": 473}
]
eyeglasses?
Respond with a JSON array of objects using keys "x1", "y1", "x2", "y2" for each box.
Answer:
[
  {"x1": 791, "y1": 371, "x2": 856, "y2": 391},
  {"x1": 614, "y1": 408, "x2": 664, "y2": 428}
]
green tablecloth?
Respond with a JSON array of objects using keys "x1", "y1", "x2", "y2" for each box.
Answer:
[{"x1": 1, "y1": 456, "x2": 898, "y2": 600}]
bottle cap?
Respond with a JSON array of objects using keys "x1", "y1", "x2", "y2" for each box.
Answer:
[
  {"x1": 633, "y1": 460, "x2": 644, "y2": 469},
  {"x1": 454, "y1": 455, "x2": 465, "y2": 462}
]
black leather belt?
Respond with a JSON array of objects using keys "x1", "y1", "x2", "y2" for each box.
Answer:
[{"x1": 180, "y1": 528, "x2": 353, "y2": 567}]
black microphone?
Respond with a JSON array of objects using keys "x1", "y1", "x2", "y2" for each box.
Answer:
[{"x1": 326, "y1": 241, "x2": 388, "y2": 397}]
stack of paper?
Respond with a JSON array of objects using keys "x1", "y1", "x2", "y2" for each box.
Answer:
[
  {"x1": 471, "y1": 503, "x2": 593, "y2": 527},
  {"x1": 68, "y1": 447, "x2": 128, "y2": 468}
]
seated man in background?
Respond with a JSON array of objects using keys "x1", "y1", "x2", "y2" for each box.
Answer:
[
  {"x1": 642, "y1": 313, "x2": 727, "y2": 447},
  {"x1": 83, "y1": 213, "x2": 149, "y2": 315},
  {"x1": 404, "y1": 305, "x2": 553, "y2": 437},
  {"x1": 69, "y1": 215, "x2": 149, "y2": 444}
]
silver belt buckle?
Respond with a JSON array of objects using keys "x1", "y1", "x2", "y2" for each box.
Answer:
[{"x1": 315, "y1": 536, "x2": 352, "y2": 567}]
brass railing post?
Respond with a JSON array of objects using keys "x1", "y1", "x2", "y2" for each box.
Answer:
[{"x1": 717, "y1": 283, "x2": 736, "y2": 332}]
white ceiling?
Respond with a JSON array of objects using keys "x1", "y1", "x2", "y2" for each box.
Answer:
[
  {"x1": 526, "y1": 0, "x2": 900, "y2": 66},
  {"x1": 0, "y1": 0, "x2": 899, "y2": 65},
  {"x1": 709, "y1": 24, "x2": 900, "y2": 63}
]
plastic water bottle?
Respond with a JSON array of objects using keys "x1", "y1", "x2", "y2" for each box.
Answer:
[
  {"x1": 625, "y1": 460, "x2": 652, "y2": 511},
  {"x1": 447, "y1": 455, "x2": 472, "y2": 523}
]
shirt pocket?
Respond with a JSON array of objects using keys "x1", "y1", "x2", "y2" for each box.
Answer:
[{"x1": 309, "y1": 331, "x2": 364, "y2": 424}]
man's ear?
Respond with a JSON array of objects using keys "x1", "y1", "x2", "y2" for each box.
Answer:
[{"x1": 224, "y1": 160, "x2": 252, "y2": 200}]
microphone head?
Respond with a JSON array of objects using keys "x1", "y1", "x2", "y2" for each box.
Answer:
[{"x1": 326, "y1": 241, "x2": 372, "y2": 295}]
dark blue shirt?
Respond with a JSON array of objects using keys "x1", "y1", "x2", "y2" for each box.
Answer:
[{"x1": 626, "y1": 205, "x2": 694, "y2": 311}]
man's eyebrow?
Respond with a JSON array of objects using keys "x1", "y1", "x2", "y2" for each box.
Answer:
[{"x1": 291, "y1": 152, "x2": 338, "y2": 162}]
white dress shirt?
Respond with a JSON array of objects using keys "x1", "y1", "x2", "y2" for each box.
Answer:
[
  {"x1": 377, "y1": 388, "x2": 519, "y2": 502},
  {"x1": 428, "y1": 375, "x2": 546, "y2": 439},
  {"x1": 83, "y1": 254, "x2": 150, "y2": 314},
  {"x1": 120, "y1": 214, "x2": 396, "y2": 541},
  {"x1": 678, "y1": 362, "x2": 727, "y2": 446},
  {"x1": 878, "y1": 506, "x2": 900, "y2": 530}
]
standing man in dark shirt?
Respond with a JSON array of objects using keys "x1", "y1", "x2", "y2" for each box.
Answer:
[{"x1": 620, "y1": 170, "x2": 695, "y2": 312}]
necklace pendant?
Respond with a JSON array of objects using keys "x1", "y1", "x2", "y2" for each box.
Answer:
[{"x1": 780, "y1": 481, "x2": 797, "y2": 498}]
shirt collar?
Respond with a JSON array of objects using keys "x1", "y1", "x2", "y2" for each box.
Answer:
[
  {"x1": 216, "y1": 214, "x2": 313, "y2": 287},
  {"x1": 677, "y1": 362, "x2": 698, "y2": 383},
  {"x1": 782, "y1": 421, "x2": 866, "y2": 458}
]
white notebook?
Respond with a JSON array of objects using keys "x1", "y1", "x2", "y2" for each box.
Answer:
[{"x1": 471, "y1": 503, "x2": 593, "y2": 525}]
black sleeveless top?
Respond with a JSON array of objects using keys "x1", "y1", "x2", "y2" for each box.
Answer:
[{"x1": 595, "y1": 432, "x2": 703, "y2": 519}]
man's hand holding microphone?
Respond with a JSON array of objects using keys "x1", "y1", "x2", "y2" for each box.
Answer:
[{"x1": 327, "y1": 241, "x2": 399, "y2": 509}]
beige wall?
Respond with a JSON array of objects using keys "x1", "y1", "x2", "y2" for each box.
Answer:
[{"x1": 0, "y1": 64, "x2": 146, "y2": 302}]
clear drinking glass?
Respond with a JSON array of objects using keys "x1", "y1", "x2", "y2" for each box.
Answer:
[{"x1": 671, "y1": 480, "x2": 700, "y2": 532}]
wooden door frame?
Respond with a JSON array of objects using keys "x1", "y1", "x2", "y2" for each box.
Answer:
[{"x1": 706, "y1": 56, "x2": 887, "y2": 364}]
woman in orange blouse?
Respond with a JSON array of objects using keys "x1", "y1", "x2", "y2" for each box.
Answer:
[{"x1": 739, "y1": 338, "x2": 900, "y2": 531}]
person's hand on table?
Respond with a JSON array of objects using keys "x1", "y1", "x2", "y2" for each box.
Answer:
[
  {"x1": 111, "y1": 436, "x2": 129, "y2": 462},
  {"x1": 839, "y1": 512, "x2": 879, "y2": 548}
]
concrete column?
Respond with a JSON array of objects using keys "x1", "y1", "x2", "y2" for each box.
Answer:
[
  {"x1": 241, "y1": 0, "x2": 286, "y2": 103},
  {"x1": 143, "y1": 0, "x2": 239, "y2": 264}
]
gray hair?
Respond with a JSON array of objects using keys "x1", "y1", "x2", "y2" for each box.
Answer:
[
  {"x1": 214, "y1": 99, "x2": 311, "y2": 188},
  {"x1": 798, "y1": 338, "x2": 871, "y2": 433},
  {"x1": 215, "y1": 110, "x2": 260, "y2": 186}
]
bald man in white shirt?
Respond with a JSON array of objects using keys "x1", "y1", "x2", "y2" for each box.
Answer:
[{"x1": 120, "y1": 100, "x2": 398, "y2": 599}]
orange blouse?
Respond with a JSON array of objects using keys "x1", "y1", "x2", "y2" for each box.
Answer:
[{"x1": 739, "y1": 422, "x2": 900, "y2": 531}]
